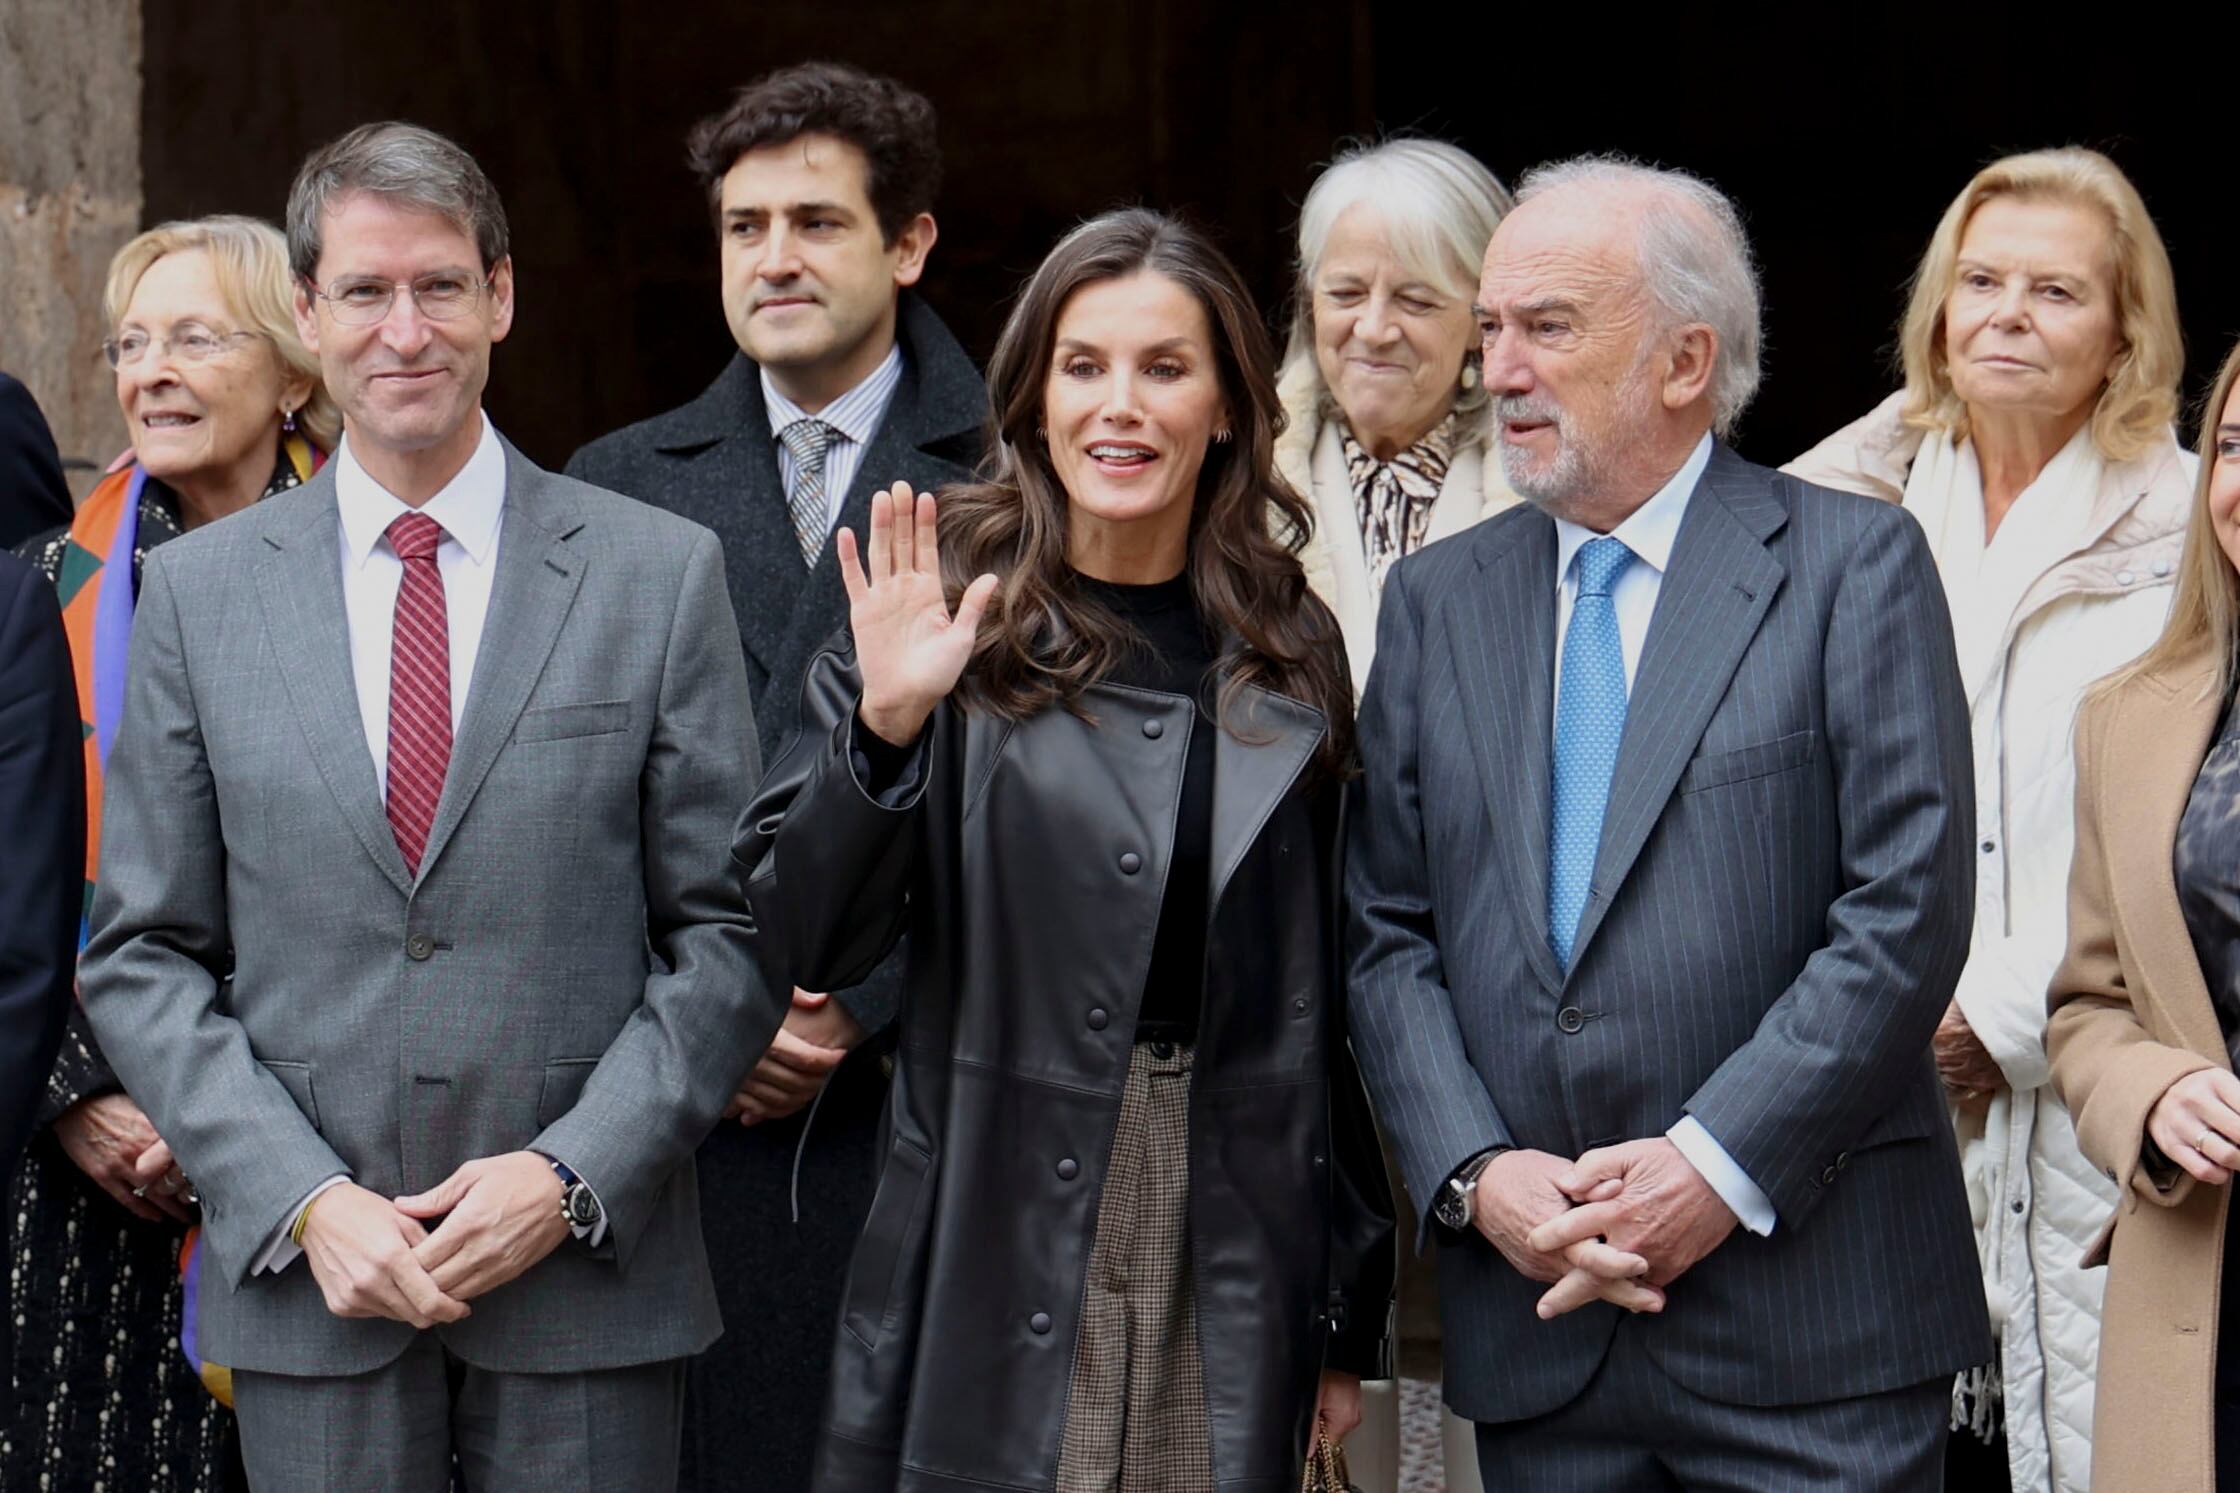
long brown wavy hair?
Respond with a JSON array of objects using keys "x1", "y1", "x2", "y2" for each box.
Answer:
[{"x1": 940, "y1": 207, "x2": 1355, "y2": 775}]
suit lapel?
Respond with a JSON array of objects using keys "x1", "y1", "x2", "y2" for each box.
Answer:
[
  {"x1": 1568, "y1": 450, "x2": 1785, "y2": 968},
  {"x1": 253, "y1": 477, "x2": 414, "y2": 895},
  {"x1": 1449, "y1": 514, "x2": 1565, "y2": 995},
  {"x1": 2108, "y1": 655, "x2": 2227, "y2": 1061},
  {"x1": 413, "y1": 446, "x2": 587, "y2": 881}
]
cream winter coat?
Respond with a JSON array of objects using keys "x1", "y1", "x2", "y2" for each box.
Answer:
[
  {"x1": 1275, "y1": 359, "x2": 1519, "y2": 694},
  {"x1": 1788, "y1": 391, "x2": 2194, "y2": 1493}
]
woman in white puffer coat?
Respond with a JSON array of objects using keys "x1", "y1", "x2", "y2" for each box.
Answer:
[{"x1": 1787, "y1": 146, "x2": 2192, "y2": 1493}]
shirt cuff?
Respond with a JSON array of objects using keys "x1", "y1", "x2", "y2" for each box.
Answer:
[
  {"x1": 1668, "y1": 1116, "x2": 1776, "y2": 1237},
  {"x1": 252, "y1": 1174, "x2": 349, "y2": 1275}
]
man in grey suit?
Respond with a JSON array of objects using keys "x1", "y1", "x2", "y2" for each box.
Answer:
[
  {"x1": 1345, "y1": 156, "x2": 1990, "y2": 1489},
  {"x1": 80, "y1": 121, "x2": 783, "y2": 1490},
  {"x1": 565, "y1": 63, "x2": 984, "y2": 1492}
]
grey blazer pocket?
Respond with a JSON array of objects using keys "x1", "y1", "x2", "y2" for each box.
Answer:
[
  {"x1": 843, "y1": 1138, "x2": 934, "y2": 1350},
  {"x1": 261, "y1": 1059, "x2": 321, "y2": 1130},
  {"x1": 537, "y1": 1058, "x2": 602, "y2": 1127},
  {"x1": 1679, "y1": 729, "x2": 1817, "y2": 794},
  {"x1": 514, "y1": 701, "x2": 630, "y2": 744}
]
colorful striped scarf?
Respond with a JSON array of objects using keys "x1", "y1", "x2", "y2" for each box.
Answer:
[{"x1": 56, "y1": 433, "x2": 322, "y2": 1406}]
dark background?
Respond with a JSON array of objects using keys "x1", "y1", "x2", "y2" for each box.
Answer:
[{"x1": 143, "y1": 3, "x2": 2231, "y2": 471}]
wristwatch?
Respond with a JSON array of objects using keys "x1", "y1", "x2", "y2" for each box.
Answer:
[
  {"x1": 1435, "y1": 1148, "x2": 1504, "y2": 1231},
  {"x1": 547, "y1": 1158, "x2": 604, "y2": 1242}
]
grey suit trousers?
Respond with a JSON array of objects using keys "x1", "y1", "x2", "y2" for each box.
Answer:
[
  {"x1": 1470, "y1": 1315, "x2": 1947, "y2": 1492},
  {"x1": 232, "y1": 1333, "x2": 684, "y2": 1493}
]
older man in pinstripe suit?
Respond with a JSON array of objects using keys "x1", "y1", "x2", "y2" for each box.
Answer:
[{"x1": 1346, "y1": 156, "x2": 1990, "y2": 1490}]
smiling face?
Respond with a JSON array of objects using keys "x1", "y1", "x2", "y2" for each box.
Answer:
[
  {"x1": 717, "y1": 133, "x2": 933, "y2": 410},
  {"x1": 1943, "y1": 194, "x2": 2123, "y2": 426},
  {"x1": 1043, "y1": 270, "x2": 1230, "y2": 578},
  {"x1": 114, "y1": 249, "x2": 304, "y2": 487},
  {"x1": 2210, "y1": 377, "x2": 2240, "y2": 577},
  {"x1": 294, "y1": 192, "x2": 512, "y2": 472},
  {"x1": 1312, "y1": 203, "x2": 1476, "y2": 458},
  {"x1": 1475, "y1": 193, "x2": 1667, "y2": 517}
]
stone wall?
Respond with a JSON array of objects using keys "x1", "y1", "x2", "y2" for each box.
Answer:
[{"x1": 0, "y1": 0, "x2": 141, "y2": 494}]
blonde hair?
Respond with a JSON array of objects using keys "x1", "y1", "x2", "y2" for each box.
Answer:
[
  {"x1": 2116, "y1": 337, "x2": 2240, "y2": 700},
  {"x1": 1280, "y1": 137, "x2": 1512, "y2": 442},
  {"x1": 1898, "y1": 147, "x2": 2181, "y2": 463},
  {"x1": 105, "y1": 214, "x2": 340, "y2": 452}
]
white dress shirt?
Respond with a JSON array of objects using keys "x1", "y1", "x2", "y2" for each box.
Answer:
[
  {"x1": 253, "y1": 415, "x2": 519, "y2": 1274},
  {"x1": 764, "y1": 341, "x2": 906, "y2": 539},
  {"x1": 1547, "y1": 432, "x2": 1777, "y2": 1237},
  {"x1": 337, "y1": 415, "x2": 508, "y2": 793}
]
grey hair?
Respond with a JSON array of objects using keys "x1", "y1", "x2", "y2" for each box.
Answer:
[
  {"x1": 286, "y1": 122, "x2": 510, "y2": 283},
  {"x1": 1515, "y1": 154, "x2": 1762, "y2": 437},
  {"x1": 1280, "y1": 136, "x2": 1513, "y2": 434}
]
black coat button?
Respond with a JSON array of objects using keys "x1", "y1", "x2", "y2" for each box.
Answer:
[
  {"x1": 1556, "y1": 1006, "x2": 1585, "y2": 1034},
  {"x1": 406, "y1": 933, "x2": 434, "y2": 961},
  {"x1": 1820, "y1": 1165, "x2": 1839, "y2": 1185},
  {"x1": 1057, "y1": 1158, "x2": 1079, "y2": 1180},
  {"x1": 1087, "y1": 1008, "x2": 1109, "y2": 1031},
  {"x1": 1119, "y1": 852, "x2": 1142, "y2": 875},
  {"x1": 1143, "y1": 718, "x2": 1164, "y2": 739},
  {"x1": 1029, "y1": 1312, "x2": 1052, "y2": 1334},
  {"x1": 1293, "y1": 996, "x2": 1310, "y2": 1015}
]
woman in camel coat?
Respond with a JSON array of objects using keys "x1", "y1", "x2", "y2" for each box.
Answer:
[{"x1": 2049, "y1": 332, "x2": 2240, "y2": 1493}]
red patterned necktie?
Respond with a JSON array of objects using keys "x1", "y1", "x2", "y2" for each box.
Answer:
[{"x1": 384, "y1": 512, "x2": 451, "y2": 877}]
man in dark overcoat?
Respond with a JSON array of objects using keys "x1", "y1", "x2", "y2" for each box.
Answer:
[{"x1": 565, "y1": 62, "x2": 985, "y2": 1492}]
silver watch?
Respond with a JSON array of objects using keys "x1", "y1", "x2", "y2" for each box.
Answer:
[{"x1": 1436, "y1": 1149, "x2": 1502, "y2": 1230}]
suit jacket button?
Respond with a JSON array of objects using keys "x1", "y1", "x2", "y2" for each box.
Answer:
[
  {"x1": 1119, "y1": 852, "x2": 1142, "y2": 875},
  {"x1": 1142, "y1": 718, "x2": 1164, "y2": 739},
  {"x1": 1836, "y1": 1152, "x2": 1850, "y2": 1170},
  {"x1": 1029, "y1": 1312, "x2": 1052, "y2": 1334},
  {"x1": 1556, "y1": 1006, "x2": 1585, "y2": 1034},
  {"x1": 406, "y1": 934, "x2": 434, "y2": 961},
  {"x1": 1087, "y1": 1008, "x2": 1109, "y2": 1031},
  {"x1": 1057, "y1": 1158, "x2": 1079, "y2": 1181},
  {"x1": 1820, "y1": 1165, "x2": 1839, "y2": 1185}
]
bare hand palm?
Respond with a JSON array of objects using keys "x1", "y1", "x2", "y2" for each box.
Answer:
[{"x1": 840, "y1": 484, "x2": 998, "y2": 743}]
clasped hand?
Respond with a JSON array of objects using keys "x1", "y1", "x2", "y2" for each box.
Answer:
[
  {"x1": 302, "y1": 1152, "x2": 570, "y2": 1327},
  {"x1": 1478, "y1": 1139, "x2": 1738, "y2": 1320}
]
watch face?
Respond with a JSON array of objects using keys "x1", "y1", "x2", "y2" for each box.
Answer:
[{"x1": 564, "y1": 1185, "x2": 601, "y2": 1227}]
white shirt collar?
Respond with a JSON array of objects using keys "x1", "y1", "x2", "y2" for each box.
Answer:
[
  {"x1": 336, "y1": 412, "x2": 506, "y2": 569},
  {"x1": 761, "y1": 341, "x2": 904, "y2": 446},
  {"x1": 1552, "y1": 431, "x2": 1715, "y2": 587}
]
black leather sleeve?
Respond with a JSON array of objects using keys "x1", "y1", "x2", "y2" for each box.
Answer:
[{"x1": 733, "y1": 642, "x2": 933, "y2": 998}]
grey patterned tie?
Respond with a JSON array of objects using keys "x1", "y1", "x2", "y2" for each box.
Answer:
[{"x1": 777, "y1": 418, "x2": 837, "y2": 565}]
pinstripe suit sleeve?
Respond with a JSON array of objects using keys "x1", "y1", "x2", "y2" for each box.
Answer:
[
  {"x1": 1345, "y1": 558, "x2": 1514, "y2": 1235},
  {"x1": 1682, "y1": 500, "x2": 1974, "y2": 1226}
]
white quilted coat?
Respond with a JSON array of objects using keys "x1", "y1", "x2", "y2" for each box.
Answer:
[{"x1": 1789, "y1": 393, "x2": 2193, "y2": 1493}]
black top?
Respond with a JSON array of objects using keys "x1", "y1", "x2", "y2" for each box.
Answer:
[
  {"x1": 1074, "y1": 571, "x2": 1218, "y2": 1044},
  {"x1": 2177, "y1": 689, "x2": 2240, "y2": 1066}
]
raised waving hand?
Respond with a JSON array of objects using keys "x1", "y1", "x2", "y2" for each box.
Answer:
[{"x1": 839, "y1": 482, "x2": 998, "y2": 747}]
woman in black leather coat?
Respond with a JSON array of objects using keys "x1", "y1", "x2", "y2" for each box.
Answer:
[{"x1": 735, "y1": 208, "x2": 1395, "y2": 1493}]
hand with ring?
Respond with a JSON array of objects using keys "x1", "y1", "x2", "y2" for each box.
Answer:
[{"x1": 2146, "y1": 1068, "x2": 2240, "y2": 1186}]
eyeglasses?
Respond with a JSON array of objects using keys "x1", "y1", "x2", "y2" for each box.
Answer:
[
  {"x1": 103, "y1": 325, "x2": 262, "y2": 369},
  {"x1": 310, "y1": 272, "x2": 491, "y2": 327}
]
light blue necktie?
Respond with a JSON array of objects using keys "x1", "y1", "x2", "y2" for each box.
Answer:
[{"x1": 1549, "y1": 536, "x2": 1636, "y2": 971}]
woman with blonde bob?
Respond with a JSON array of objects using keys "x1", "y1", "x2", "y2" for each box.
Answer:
[
  {"x1": 2048, "y1": 337, "x2": 2240, "y2": 1491},
  {"x1": 1788, "y1": 146, "x2": 2192, "y2": 1492},
  {"x1": 8, "y1": 214, "x2": 336, "y2": 1492},
  {"x1": 1276, "y1": 137, "x2": 1518, "y2": 694}
]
